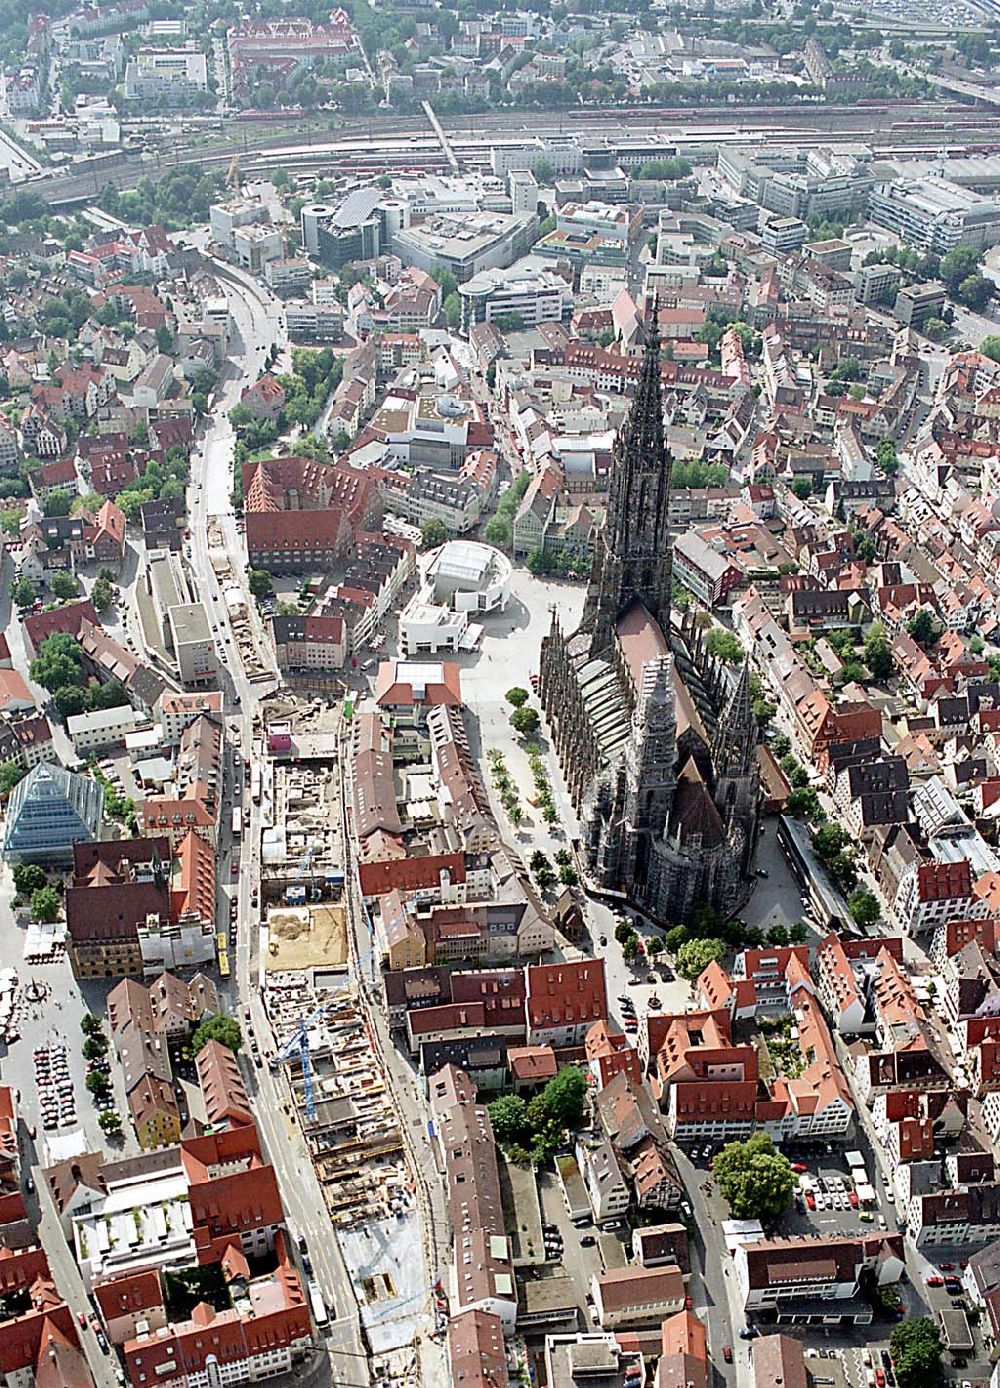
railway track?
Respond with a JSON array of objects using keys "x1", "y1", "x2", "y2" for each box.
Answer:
[{"x1": 29, "y1": 99, "x2": 1000, "y2": 207}]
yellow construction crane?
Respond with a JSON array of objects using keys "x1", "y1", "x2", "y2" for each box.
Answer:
[{"x1": 226, "y1": 153, "x2": 240, "y2": 197}]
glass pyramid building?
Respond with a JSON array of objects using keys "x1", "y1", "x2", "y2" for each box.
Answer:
[{"x1": 3, "y1": 762, "x2": 104, "y2": 865}]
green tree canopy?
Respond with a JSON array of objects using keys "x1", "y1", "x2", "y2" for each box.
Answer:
[
  {"x1": 676, "y1": 936, "x2": 726, "y2": 979},
  {"x1": 981, "y1": 335, "x2": 1000, "y2": 364},
  {"x1": 91, "y1": 576, "x2": 114, "y2": 611},
  {"x1": 420, "y1": 518, "x2": 448, "y2": 549},
  {"x1": 705, "y1": 628, "x2": 744, "y2": 664},
  {"x1": 0, "y1": 761, "x2": 25, "y2": 797},
  {"x1": 30, "y1": 631, "x2": 83, "y2": 693},
  {"x1": 43, "y1": 490, "x2": 73, "y2": 517},
  {"x1": 889, "y1": 1318, "x2": 943, "y2": 1388},
  {"x1": 664, "y1": 924, "x2": 689, "y2": 953},
  {"x1": 713, "y1": 1132, "x2": 796, "y2": 1223},
  {"x1": 505, "y1": 687, "x2": 529, "y2": 708},
  {"x1": 12, "y1": 862, "x2": 45, "y2": 894},
  {"x1": 191, "y1": 1014, "x2": 242, "y2": 1054},
  {"x1": 12, "y1": 576, "x2": 36, "y2": 608},
  {"x1": 443, "y1": 292, "x2": 462, "y2": 330},
  {"x1": 487, "y1": 1094, "x2": 529, "y2": 1144},
  {"x1": 510, "y1": 706, "x2": 540, "y2": 737},
  {"x1": 541, "y1": 1066, "x2": 588, "y2": 1127},
  {"x1": 940, "y1": 245, "x2": 983, "y2": 294},
  {"x1": 848, "y1": 891, "x2": 880, "y2": 928},
  {"x1": 30, "y1": 886, "x2": 61, "y2": 923},
  {"x1": 908, "y1": 609, "x2": 939, "y2": 649},
  {"x1": 248, "y1": 570, "x2": 274, "y2": 601},
  {"x1": 49, "y1": 570, "x2": 79, "y2": 601},
  {"x1": 863, "y1": 622, "x2": 893, "y2": 681}
]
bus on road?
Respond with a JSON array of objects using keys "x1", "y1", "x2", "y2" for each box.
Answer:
[
  {"x1": 250, "y1": 765, "x2": 261, "y2": 804},
  {"x1": 307, "y1": 1280, "x2": 328, "y2": 1330},
  {"x1": 231, "y1": 807, "x2": 242, "y2": 839}
]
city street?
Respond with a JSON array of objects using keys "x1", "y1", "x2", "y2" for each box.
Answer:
[{"x1": 184, "y1": 262, "x2": 371, "y2": 1386}]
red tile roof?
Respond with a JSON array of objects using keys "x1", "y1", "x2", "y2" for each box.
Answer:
[{"x1": 526, "y1": 959, "x2": 607, "y2": 1032}]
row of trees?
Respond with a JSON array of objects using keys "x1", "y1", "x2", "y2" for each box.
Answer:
[
  {"x1": 488, "y1": 748, "x2": 523, "y2": 828},
  {"x1": 484, "y1": 472, "x2": 531, "y2": 550},
  {"x1": 505, "y1": 686, "x2": 540, "y2": 739}
]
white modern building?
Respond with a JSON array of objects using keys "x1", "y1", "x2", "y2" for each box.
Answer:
[
  {"x1": 123, "y1": 47, "x2": 208, "y2": 104},
  {"x1": 868, "y1": 177, "x2": 1000, "y2": 253},
  {"x1": 393, "y1": 211, "x2": 539, "y2": 283},
  {"x1": 426, "y1": 540, "x2": 512, "y2": 615},
  {"x1": 399, "y1": 594, "x2": 474, "y2": 656},
  {"x1": 457, "y1": 262, "x2": 572, "y2": 331}
]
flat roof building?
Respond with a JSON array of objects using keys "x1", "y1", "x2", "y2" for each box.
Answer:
[
  {"x1": 868, "y1": 177, "x2": 1000, "y2": 253},
  {"x1": 393, "y1": 211, "x2": 539, "y2": 284}
]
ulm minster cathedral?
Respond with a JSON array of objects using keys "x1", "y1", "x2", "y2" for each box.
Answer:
[{"x1": 538, "y1": 315, "x2": 762, "y2": 923}]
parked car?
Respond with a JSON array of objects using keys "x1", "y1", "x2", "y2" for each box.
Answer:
[
  {"x1": 580, "y1": 1235, "x2": 596, "y2": 1248},
  {"x1": 723, "y1": 1346, "x2": 733, "y2": 1363}
]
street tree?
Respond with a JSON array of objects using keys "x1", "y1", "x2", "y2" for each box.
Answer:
[
  {"x1": 787, "y1": 786, "x2": 823, "y2": 819},
  {"x1": 49, "y1": 571, "x2": 79, "y2": 601},
  {"x1": 848, "y1": 891, "x2": 880, "y2": 928},
  {"x1": 91, "y1": 575, "x2": 114, "y2": 611},
  {"x1": 676, "y1": 936, "x2": 726, "y2": 980},
  {"x1": 12, "y1": 576, "x2": 37, "y2": 608},
  {"x1": 98, "y1": 1110, "x2": 123, "y2": 1138},
  {"x1": 664, "y1": 924, "x2": 688, "y2": 953},
  {"x1": 908, "y1": 609, "x2": 940, "y2": 649},
  {"x1": 85, "y1": 1071, "x2": 110, "y2": 1096},
  {"x1": 889, "y1": 1318, "x2": 943, "y2": 1388},
  {"x1": 420, "y1": 518, "x2": 448, "y2": 549},
  {"x1": 192, "y1": 1014, "x2": 242, "y2": 1054},
  {"x1": 30, "y1": 886, "x2": 61, "y2": 923},
  {"x1": 83, "y1": 1035, "x2": 108, "y2": 1061},
  {"x1": 30, "y1": 631, "x2": 83, "y2": 693},
  {"x1": 55, "y1": 686, "x2": 87, "y2": 720},
  {"x1": 505, "y1": 688, "x2": 529, "y2": 708},
  {"x1": 863, "y1": 622, "x2": 894, "y2": 680},
  {"x1": 509, "y1": 706, "x2": 540, "y2": 737},
  {"x1": 43, "y1": 490, "x2": 72, "y2": 517},
  {"x1": 248, "y1": 569, "x2": 274, "y2": 601},
  {"x1": 713, "y1": 1132, "x2": 796, "y2": 1223}
]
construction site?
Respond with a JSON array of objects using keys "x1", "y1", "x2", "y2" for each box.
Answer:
[
  {"x1": 259, "y1": 748, "x2": 344, "y2": 901},
  {"x1": 264, "y1": 973, "x2": 426, "y2": 1354},
  {"x1": 208, "y1": 517, "x2": 273, "y2": 683}
]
